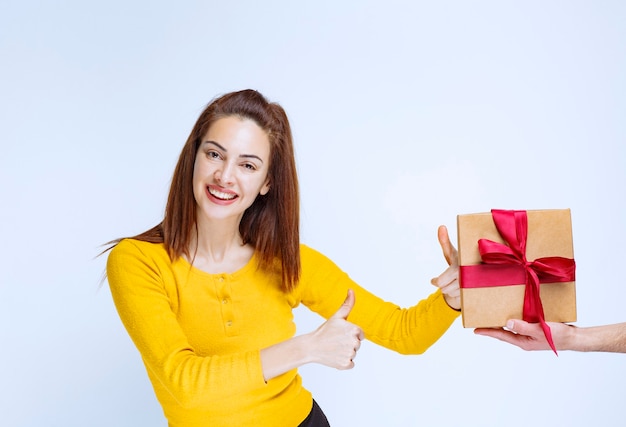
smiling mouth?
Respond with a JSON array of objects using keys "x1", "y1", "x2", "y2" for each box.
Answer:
[{"x1": 208, "y1": 186, "x2": 238, "y2": 201}]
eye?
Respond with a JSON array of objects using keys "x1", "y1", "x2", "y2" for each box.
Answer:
[
  {"x1": 242, "y1": 163, "x2": 257, "y2": 171},
  {"x1": 206, "y1": 150, "x2": 221, "y2": 160}
]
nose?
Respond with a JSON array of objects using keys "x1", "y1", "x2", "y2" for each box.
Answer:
[{"x1": 214, "y1": 161, "x2": 234, "y2": 186}]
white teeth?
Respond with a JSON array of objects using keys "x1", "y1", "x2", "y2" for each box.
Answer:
[{"x1": 208, "y1": 187, "x2": 236, "y2": 200}]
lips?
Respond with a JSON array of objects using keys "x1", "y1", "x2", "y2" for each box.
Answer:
[{"x1": 207, "y1": 185, "x2": 238, "y2": 201}]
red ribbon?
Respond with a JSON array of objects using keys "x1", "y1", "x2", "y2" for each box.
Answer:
[{"x1": 460, "y1": 209, "x2": 576, "y2": 354}]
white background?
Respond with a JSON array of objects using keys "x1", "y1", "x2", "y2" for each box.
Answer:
[{"x1": 1, "y1": 1, "x2": 625, "y2": 426}]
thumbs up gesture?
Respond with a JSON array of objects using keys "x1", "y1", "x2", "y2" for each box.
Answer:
[
  {"x1": 430, "y1": 225, "x2": 461, "y2": 310},
  {"x1": 308, "y1": 289, "x2": 365, "y2": 370}
]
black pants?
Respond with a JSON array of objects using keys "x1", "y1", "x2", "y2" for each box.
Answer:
[{"x1": 298, "y1": 400, "x2": 330, "y2": 427}]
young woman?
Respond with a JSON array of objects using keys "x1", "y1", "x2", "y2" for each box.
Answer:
[{"x1": 106, "y1": 89, "x2": 461, "y2": 427}]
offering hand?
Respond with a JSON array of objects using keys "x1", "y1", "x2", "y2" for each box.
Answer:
[{"x1": 431, "y1": 225, "x2": 461, "y2": 310}]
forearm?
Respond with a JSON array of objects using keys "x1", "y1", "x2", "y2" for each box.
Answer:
[
  {"x1": 260, "y1": 307, "x2": 363, "y2": 381},
  {"x1": 356, "y1": 289, "x2": 459, "y2": 355},
  {"x1": 260, "y1": 334, "x2": 312, "y2": 381},
  {"x1": 570, "y1": 322, "x2": 626, "y2": 353}
]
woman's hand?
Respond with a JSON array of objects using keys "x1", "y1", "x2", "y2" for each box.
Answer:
[
  {"x1": 306, "y1": 289, "x2": 364, "y2": 370},
  {"x1": 260, "y1": 289, "x2": 364, "y2": 381},
  {"x1": 431, "y1": 225, "x2": 461, "y2": 310}
]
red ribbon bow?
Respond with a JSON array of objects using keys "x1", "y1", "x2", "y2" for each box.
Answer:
[{"x1": 462, "y1": 209, "x2": 576, "y2": 354}]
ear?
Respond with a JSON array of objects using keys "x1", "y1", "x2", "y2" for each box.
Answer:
[{"x1": 260, "y1": 179, "x2": 270, "y2": 196}]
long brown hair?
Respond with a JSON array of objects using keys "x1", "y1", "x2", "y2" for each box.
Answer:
[{"x1": 107, "y1": 90, "x2": 301, "y2": 291}]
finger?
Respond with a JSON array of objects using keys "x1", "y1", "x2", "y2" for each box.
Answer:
[
  {"x1": 439, "y1": 282, "x2": 460, "y2": 298},
  {"x1": 437, "y1": 225, "x2": 452, "y2": 265},
  {"x1": 505, "y1": 319, "x2": 532, "y2": 334},
  {"x1": 474, "y1": 327, "x2": 539, "y2": 350},
  {"x1": 351, "y1": 325, "x2": 364, "y2": 341},
  {"x1": 431, "y1": 273, "x2": 459, "y2": 302},
  {"x1": 437, "y1": 225, "x2": 458, "y2": 267},
  {"x1": 357, "y1": 327, "x2": 364, "y2": 341},
  {"x1": 438, "y1": 271, "x2": 459, "y2": 288},
  {"x1": 330, "y1": 289, "x2": 355, "y2": 320},
  {"x1": 432, "y1": 276, "x2": 457, "y2": 293},
  {"x1": 336, "y1": 357, "x2": 355, "y2": 370},
  {"x1": 474, "y1": 327, "x2": 518, "y2": 342},
  {"x1": 431, "y1": 265, "x2": 458, "y2": 287}
]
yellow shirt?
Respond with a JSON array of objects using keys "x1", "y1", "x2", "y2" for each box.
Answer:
[{"x1": 107, "y1": 239, "x2": 459, "y2": 426}]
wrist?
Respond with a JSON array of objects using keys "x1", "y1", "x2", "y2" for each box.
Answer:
[
  {"x1": 441, "y1": 291, "x2": 461, "y2": 311},
  {"x1": 260, "y1": 334, "x2": 313, "y2": 381},
  {"x1": 294, "y1": 333, "x2": 315, "y2": 365},
  {"x1": 563, "y1": 324, "x2": 582, "y2": 351}
]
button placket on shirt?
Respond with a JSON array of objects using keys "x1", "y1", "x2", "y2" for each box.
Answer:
[{"x1": 216, "y1": 275, "x2": 236, "y2": 335}]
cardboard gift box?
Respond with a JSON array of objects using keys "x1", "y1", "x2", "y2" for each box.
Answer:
[{"x1": 458, "y1": 209, "x2": 577, "y2": 328}]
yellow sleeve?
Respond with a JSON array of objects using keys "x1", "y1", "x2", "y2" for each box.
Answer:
[
  {"x1": 297, "y1": 244, "x2": 460, "y2": 354},
  {"x1": 106, "y1": 240, "x2": 267, "y2": 409}
]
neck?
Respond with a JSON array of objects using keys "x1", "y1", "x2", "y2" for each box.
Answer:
[
  {"x1": 189, "y1": 212, "x2": 253, "y2": 264},
  {"x1": 193, "y1": 220, "x2": 241, "y2": 259},
  {"x1": 187, "y1": 225, "x2": 254, "y2": 275}
]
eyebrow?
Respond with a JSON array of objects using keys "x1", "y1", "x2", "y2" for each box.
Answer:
[{"x1": 203, "y1": 140, "x2": 265, "y2": 163}]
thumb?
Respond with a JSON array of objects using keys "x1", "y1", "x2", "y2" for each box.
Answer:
[
  {"x1": 330, "y1": 289, "x2": 355, "y2": 320},
  {"x1": 506, "y1": 319, "x2": 530, "y2": 334},
  {"x1": 437, "y1": 225, "x2": 458, "y2": 267}
]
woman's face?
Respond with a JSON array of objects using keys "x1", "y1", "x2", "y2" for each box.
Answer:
[{"x1": 192, "y1": 116, "x2": 271, "y2": 224}]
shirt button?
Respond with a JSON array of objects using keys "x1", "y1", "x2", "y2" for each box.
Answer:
[
  {"x1": 218, "y1": 277, "x2": 224, "y2": 282},
  {"x1": 222, "y1": 298, "x2": 228, "y2": 304},
  {"x1": 226, "y1": 320, "x2": 232, "y2": 327}
]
